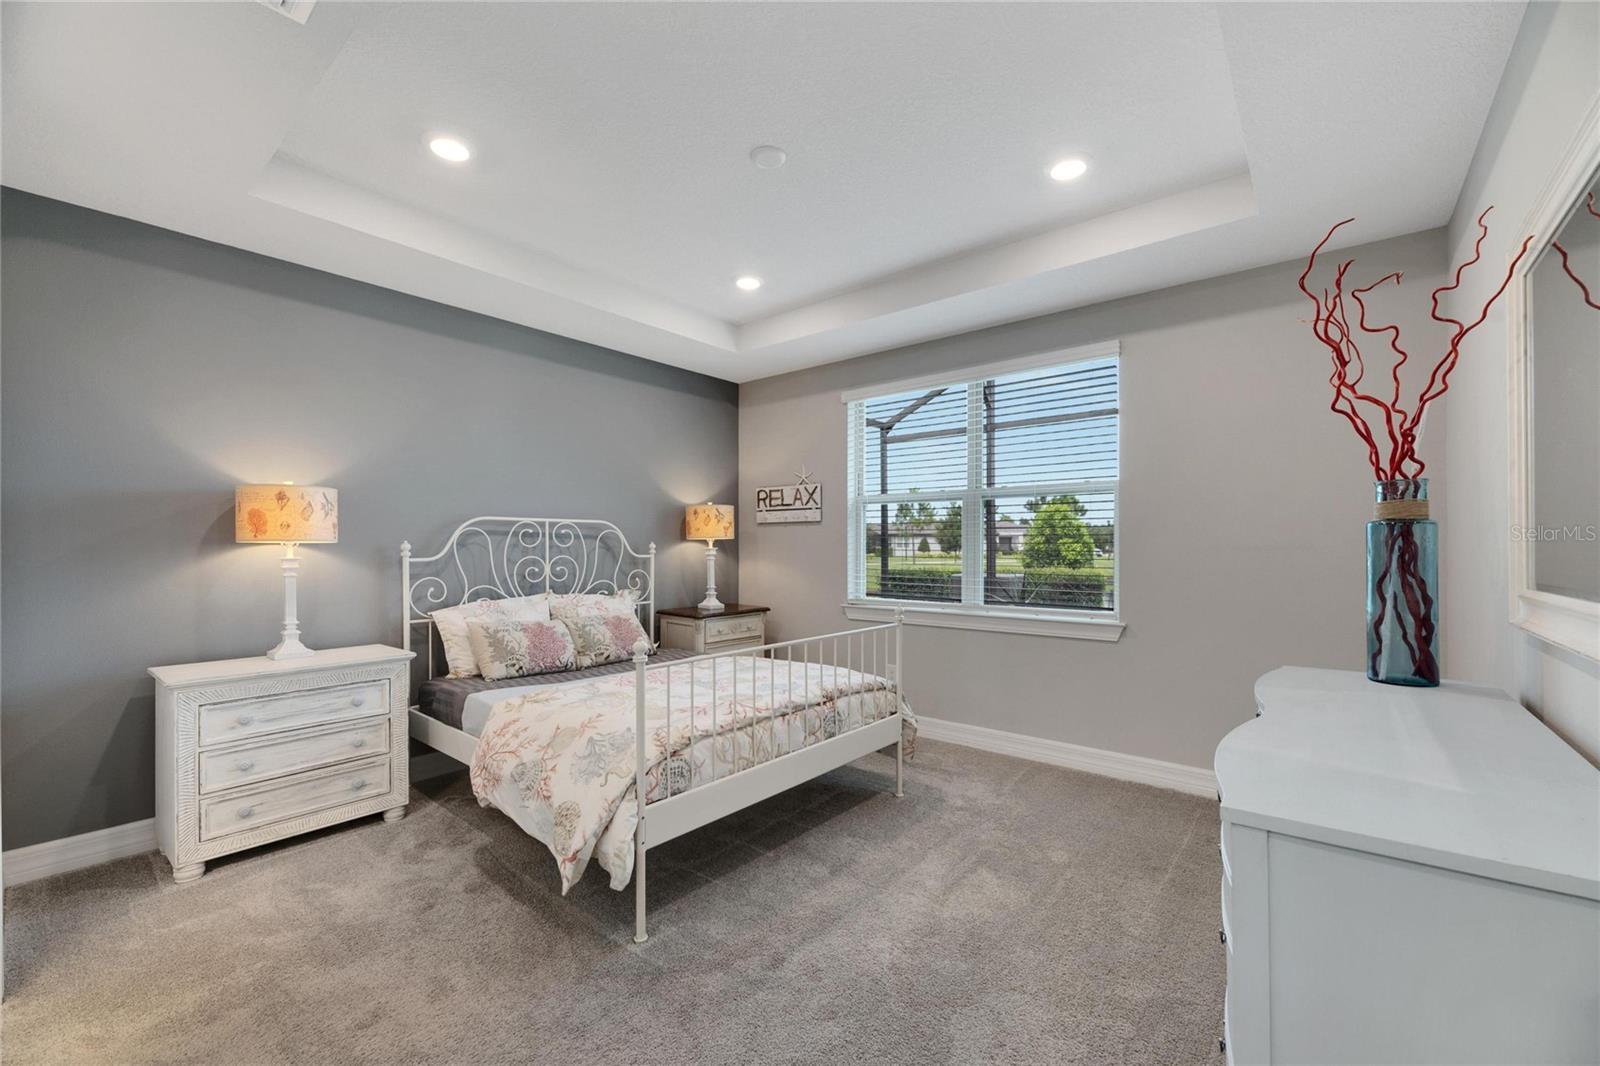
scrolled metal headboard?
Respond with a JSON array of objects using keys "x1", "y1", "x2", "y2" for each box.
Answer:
[{"x1": 402, "y1": 516, "x2": 656, "y2": 680}]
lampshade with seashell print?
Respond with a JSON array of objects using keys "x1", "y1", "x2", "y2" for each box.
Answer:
[
  {"x1": 235, "y1": 484, "x2": 339, "y2": 544},
  {"x1": 683, "y1": 503, "x2": 734, "y2": 544}
]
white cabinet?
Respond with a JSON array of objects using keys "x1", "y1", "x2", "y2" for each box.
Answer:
[
  {"x1": 1216, "y1": 667, "x2": 1600, "y2": 1065},
  {"x1": 150, "y1": 645, "x2": 413, "y2": 883}
]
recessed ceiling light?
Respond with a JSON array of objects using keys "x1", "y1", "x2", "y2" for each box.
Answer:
[
  {"x1": 749, "y1": 145, "x2": 788, "y2": 170},
  {"x1": 735, "y1": 275, "x2": 763, "y2": 292},
  {"x1": 429, "y1": 136, "x2": 471, "y2": 163},
  {"x1": 1049, "y1": 157, "x2": 1089, "y2": 182}
]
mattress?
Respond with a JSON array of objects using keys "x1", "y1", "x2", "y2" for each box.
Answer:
[{"x1": 418, "y1": 649, "x2": 701, "y2": 736}]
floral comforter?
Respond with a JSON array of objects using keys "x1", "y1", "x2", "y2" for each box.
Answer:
[{"x1": 469, "y1": 656, "x2": 916, "y2": 892}]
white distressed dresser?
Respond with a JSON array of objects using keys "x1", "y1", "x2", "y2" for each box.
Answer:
[
  {"x1": 150, "y1": 645, "x2": 414, "y2": 882},
  {"x1": 1214, "y1": 667, "x2": 1600, "y2": 1064}
]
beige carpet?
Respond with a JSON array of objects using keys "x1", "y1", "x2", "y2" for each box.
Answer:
[{"x1": 1, "y1": 740, "x2": 1225, "y2": 1065}]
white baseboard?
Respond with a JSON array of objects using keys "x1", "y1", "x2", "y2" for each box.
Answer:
[
  {"x1": 3, "y1": 754, "x2": 464, "y2": 889},
  {"x1": 0, "y1": 735, "x2": 1206, "y2": 888},
  {"x1": 915, "y1": 716, "x2": 1217, "y2": 797},
  {"x1": 3, "y1": 818, "x2": 158, "y2": 887}
]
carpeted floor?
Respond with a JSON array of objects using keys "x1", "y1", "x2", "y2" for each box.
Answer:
[{"x1": 1, "y1": 740, "x2": 1225, "y2": 1065}]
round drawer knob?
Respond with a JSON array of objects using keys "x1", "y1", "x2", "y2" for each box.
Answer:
[
  {"x1": 351, "y1": 737, "x2": 366, "y2": 749},
  {"x1": 237, "y1": 806, "x2": 255, "y2": 820},
  {"x1": 351, "y1": 780, "x2": 368, "y2": 792},
  {"x1": 235, "y1": 759, "x2": 255, "y2": 772},
  {"x1": 350, "y1": 696, "x2": 365, "y2": 708},
  {"x1": 237, "y1": 714, "x2": 255, "y2": 726}
]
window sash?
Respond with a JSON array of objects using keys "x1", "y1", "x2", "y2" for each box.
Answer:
[{"x1": 847, "y1": 349, "x2": 1118, "y2": 612}]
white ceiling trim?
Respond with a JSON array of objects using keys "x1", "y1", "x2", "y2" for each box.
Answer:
[
  {"x1": 740, "y1": 174, "x2": 1257, "y2": 353},
  {"x1": 254, "y1": 154, "x2": 1257, "y2": 361},
  {"x1": 252, "y1": 154, "x2": 737, "y2": 350}
]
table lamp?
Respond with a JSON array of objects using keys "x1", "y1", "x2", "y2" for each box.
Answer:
[
  {"x1": 236, "y1": 483, "x2": 339, "y2": 659},
  {"x1": 684, "y1": 503, "x2": 734, "y2": 612}
]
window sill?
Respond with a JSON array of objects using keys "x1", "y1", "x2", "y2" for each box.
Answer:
[{"x1": 842, "y1": 600, "x2": 1125, "y2": 642}]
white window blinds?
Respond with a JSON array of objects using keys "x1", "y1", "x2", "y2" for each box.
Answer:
[{"x1": 846, "y1": 345, "x2": 1119, "y2": 614}]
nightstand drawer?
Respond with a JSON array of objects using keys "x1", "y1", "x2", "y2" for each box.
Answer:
[
  {"x1": 198, "y1": 719, "x2": 390, "y2": 794},
  {"x1": 705, "y1": 614, "x2": 763, "y2": 645},
  {"x1": 198, "y1": 680, "x2": 387, "y2": 746},
  {"x1": 199, "y1": 755, "x2": 391, "y2": 841}
]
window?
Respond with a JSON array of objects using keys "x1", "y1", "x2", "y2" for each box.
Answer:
[{"x1": 845, "y1": 344, "x2": 1119, "y2": 631}]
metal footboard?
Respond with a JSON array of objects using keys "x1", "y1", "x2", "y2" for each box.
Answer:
[{"x1": 630, "y1": 610, "x2": 905, "y2": 942}]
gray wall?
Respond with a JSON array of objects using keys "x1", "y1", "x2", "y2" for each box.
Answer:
[
  {"x1": 1439, "y1": 0, "x2": 1599, "y2": 764},
  {"x1": 739, "y1": 229, "x2": 1450, "y2": 772},
  {"x1": 1, "y1": 189, "x2": 738, "y2": 849}
]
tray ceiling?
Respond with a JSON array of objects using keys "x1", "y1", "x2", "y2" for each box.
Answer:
[{"x1": 2, "y1": 2, "x2": 1525, "y2": 382}]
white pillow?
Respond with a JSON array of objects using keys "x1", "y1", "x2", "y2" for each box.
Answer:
[{"x1": 431, "y1": 594, "x2": 550, "y2": 678}]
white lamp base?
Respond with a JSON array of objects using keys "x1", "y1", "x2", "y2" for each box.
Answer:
[
  {"x1": 268, "y1": 545, "x2": 316, "y2": 660},
  {"x1": 699, "y1": 544, "x2": 725, "y2": 612},
  {"x1": 267, "y1": 636, "x2": 315, "y2": 661}
]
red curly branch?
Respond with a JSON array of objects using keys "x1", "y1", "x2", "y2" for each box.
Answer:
[
  {"x1": 1350, "y1": 272, "x2": 1408, "y2": 409},
  {"x1": 1299, "y1": 219, "x2": 1386, "y2": 478},
  {"x1": 1553, "y1": 241, "x2": 1600, "y2": 310},
  {"x1": 1332, "y1": 260, "x2": 1367, "y2": 389},
  {"x1": 1551, "y1": 193, "x2": 1600, "y2": 309},
  {"x1": 1324, "y1": 259, "x2": 1401, "y2": 470},
  {"x1": 1325, "y1": 307, "x2": 1406, "y2": 475},
  {"x1": 1299, "y1": 207, "x2": 1535, "y2": 480},
  {"x1": 1428, "y1": 207, "x2": 1493, "y2": 334},
  {"x1": 1408, "y1": 231, "x2": 1535, "y2": 438},
  {"x1": 1350, "y1": 270, "x2": 1413, "y2": 473}
]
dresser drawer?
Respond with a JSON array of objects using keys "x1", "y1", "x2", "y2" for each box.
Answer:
[
  {"x1": 704, "y1": 613, "x2": 763, "y2": 646},
  {"x1": 199, "y1": 755, "x2": 391, "y2": 841},
  {"x1": 198, "y1": 719, "x2": 390, "y2": 795},
  {"x1": 198, "y1": 680, "x2": 387, "y2": 746}
]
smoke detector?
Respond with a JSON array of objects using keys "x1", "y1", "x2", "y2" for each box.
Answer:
[{"x1": 749, "y1": 145, "x2": 788, "y2": 170}]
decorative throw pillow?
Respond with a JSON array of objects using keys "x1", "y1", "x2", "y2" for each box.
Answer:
[
  {"x1": 550, "y1": 592, "x2": 649, "y2": 669},
  {"x1": 549, "y1": 591, "x2": 639, "y2": 615},
  {"x1": 464, "y1": 616, "x2": 577, "y2": 681},
  {"x1": 432, "y1": 594, "x2": 550, "y2": 678}
]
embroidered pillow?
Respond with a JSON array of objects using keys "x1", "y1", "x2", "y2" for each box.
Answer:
[
  {"x1": 464, "y1": 616, "x2": 577, "y2": 681},
  {"x1": 431, "y1": 594, "x2": 550, "y2": 678},
  {"x1": 550, "y1": 593, "x2": 649, "y2": 668}
]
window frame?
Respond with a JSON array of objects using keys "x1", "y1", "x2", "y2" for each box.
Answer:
[{"x1": 842, "y1": 341, "x2": 1125, "y2": 642}]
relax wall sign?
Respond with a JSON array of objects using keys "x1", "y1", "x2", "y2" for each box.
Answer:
[{"x1": 755, "y1": 467, "x2": 822, "y2": 524}]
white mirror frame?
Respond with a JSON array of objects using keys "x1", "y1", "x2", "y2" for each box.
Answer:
[{"x1": 1505, "y1": 94, "x2": 1600, "y2": 662}]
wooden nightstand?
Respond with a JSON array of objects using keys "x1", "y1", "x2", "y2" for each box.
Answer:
[
  {"x1": 148, "y1": 644, "x2": 413, "y2": 883},
  {"x1": 657, "y1": 604, "x2": 770, "y2": 654}
]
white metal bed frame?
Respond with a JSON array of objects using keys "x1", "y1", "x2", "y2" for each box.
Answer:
[{"x1": 401, "y1": 516, "x2": 906, "y2": 942}]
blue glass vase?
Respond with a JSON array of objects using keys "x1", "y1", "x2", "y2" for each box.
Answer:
[{"x1": 1366, "y1": 478, "x2": 1440, "y2": 686}]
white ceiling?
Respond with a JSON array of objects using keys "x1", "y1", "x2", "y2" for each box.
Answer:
[{"x1": 2, "y1": 1, "x2": 1525, "y2": 383}]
